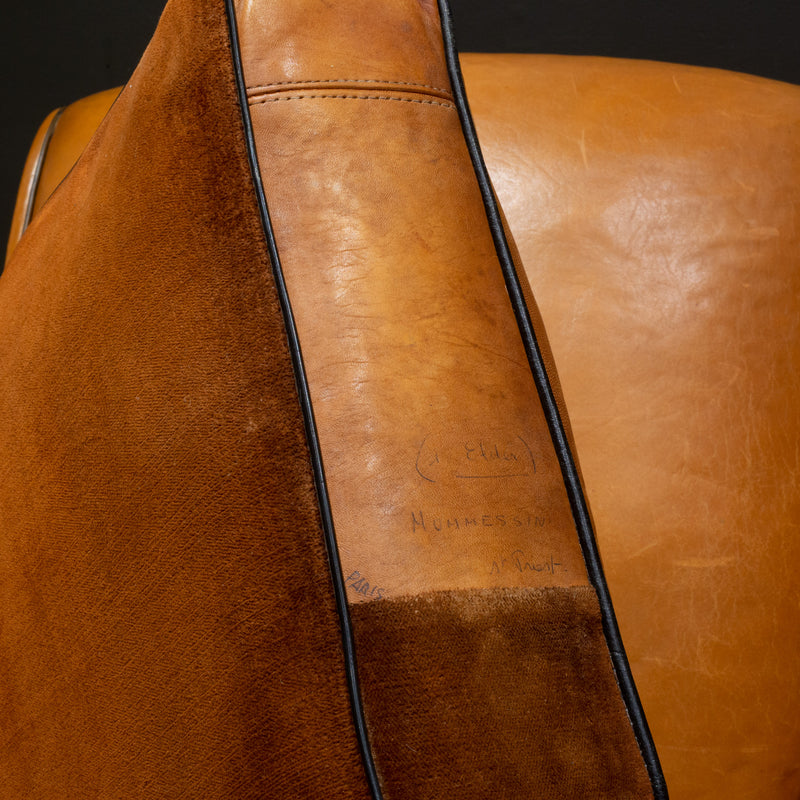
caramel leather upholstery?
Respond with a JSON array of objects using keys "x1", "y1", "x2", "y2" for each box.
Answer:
[
  {"x1": 463, "y1": 55, "x2": 800, "y2": 800},
  {"x1": 5, "y1": 34, "x2": 800, "y2": 800},
  {"x1": 6, "y1": 109, "x2": 60, "y2": 266}
]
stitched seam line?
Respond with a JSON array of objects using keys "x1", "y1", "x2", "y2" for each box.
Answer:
[
  {"x1": 247, "y1": 78, "x2": 451, "y2": 93},
  {"x1": 249, "y1": 94, "x2": 456, "y2": 109}
]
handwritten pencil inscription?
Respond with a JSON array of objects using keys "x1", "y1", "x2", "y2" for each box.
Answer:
[
  {"x1": 489, "y1": 550, "x2": 567, "y2": 576},
  {"x1": 345, "y1": 570, "x2": 385, "y2": 600},
  {"x1": 410, "y1": 509, "x2": 546, "y2": 534},
  {"x1": 415, "y1": 432, "x2": 536, "y2": 484}
]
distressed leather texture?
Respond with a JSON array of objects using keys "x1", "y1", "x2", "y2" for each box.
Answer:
[
  {"x1": 235, "y1": 0, "x2": 592, "y2": 601},
  {"x1": 5, "y1": 5, "x2": 800, "y2": 800}
]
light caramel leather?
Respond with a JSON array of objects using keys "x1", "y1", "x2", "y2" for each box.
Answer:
[
  {"x1": 7, "y1": 51, "x2": 800, "y2": 800},
  {"x1": 233, "y1": 4, "x2": 655, "y2": 796},
  {"x1": 5, "y1": 108, "x2": 60, "y2": 266},
  {"x1": 462, "y1": 53, "x2": 800, "y2": 800},
  {"x1": 235, "y1": 0, "x2": 590, "y2": 602},
  {"x1": 5, "y1": 88, "x2": 122, "y2": 267},
  {"x1": 30, "y1": 88, "x2": 123, "y2": 218}
]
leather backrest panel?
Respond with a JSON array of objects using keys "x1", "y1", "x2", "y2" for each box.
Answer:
[{"x1": 464, "y1": 53, "x2": 800, "y2": 800}]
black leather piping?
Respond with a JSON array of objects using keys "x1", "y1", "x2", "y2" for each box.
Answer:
[
  {"x1": 435, "y1": 2, "x2": 668, "y2": 797},
  {"x1": 222, "y1": 2, "x2": 385, "y2": 799},
  {"x1": 20, "y1": 106, "x2": 64, "y2": 236}
]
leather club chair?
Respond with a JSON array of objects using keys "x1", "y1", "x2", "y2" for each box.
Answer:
[{"x1": 3, "y1": 1, "x2": 799, "y2": 798}]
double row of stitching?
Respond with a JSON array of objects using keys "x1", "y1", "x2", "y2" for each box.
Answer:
[
  {"x1": 246, "y1": 78, "x2": 454, "y2": 105},
  {"x1": 248, "y1": 93, "x2": 456, "y2": 109},
  {"x1": 246, "y1": 77, "x2": 451, "y2": 94}
]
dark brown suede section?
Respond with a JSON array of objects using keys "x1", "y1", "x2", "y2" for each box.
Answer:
[
  {"x1": 0, "y1": 0, "x2": 371, "y2": 797},
  {"x1": 351, "y1": 587, "x2": 654, "y2": 799}
]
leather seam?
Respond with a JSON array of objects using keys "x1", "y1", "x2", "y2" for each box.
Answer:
[
  {"x1": 249, "y1": 94, "x2": 456, "y2": 109},
  {"x1": 247, "y1": 78, "x2": 451, "y2": 93}
]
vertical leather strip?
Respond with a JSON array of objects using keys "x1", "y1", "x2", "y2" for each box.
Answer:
[
  {"x1": 222, "y1": 2, "x2": 385, "y2": 798},
  {"x1": 436, "y1": 1, "x2": 668, "y2": 796}
]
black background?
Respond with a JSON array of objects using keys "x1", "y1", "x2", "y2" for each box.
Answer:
[{"x1": 2, "y1": 0, "x2": 799, "y2": 243}]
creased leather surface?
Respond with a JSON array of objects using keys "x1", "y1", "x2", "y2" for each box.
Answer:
[
  {"x1": 0, "y1": 0, "x2": 371, "y2": 796},
  {"x1": 462, "y1": 53, "x2": 800, "y2": 800},
  {"x1": 236, "y1": 0, "x2": 591, "y2": 601}
]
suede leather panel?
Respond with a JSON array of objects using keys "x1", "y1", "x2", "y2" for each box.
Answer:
[
  {"x1": 351, "y1": 587, "x2": 654, "y2": 799},
  {"x1": 0, "y1": 0, "x2": 370, "y2": 797}
]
